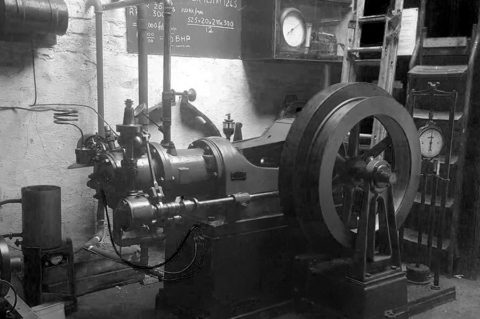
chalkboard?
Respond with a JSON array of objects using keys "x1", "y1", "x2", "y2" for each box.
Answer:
[{"x1": 126, "y1": 0, "x2": 242, "y2": 59}]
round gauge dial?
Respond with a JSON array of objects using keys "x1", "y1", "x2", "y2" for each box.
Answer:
[
  {"x1": 418, "y1": 126, "x2": 444, "y2": 158},
  {"x1": 280, "y1": 8, "x2": 306, "y2": 48}
]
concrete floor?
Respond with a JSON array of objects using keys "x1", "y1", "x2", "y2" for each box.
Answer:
[{"x1": 67, "y1": 276, "x2": 480, "y2": 319}]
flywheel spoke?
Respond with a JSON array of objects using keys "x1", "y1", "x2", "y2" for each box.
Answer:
[
  {"x1": 362, "y1": 135, "x2": 392, "y2": 160},
  {"x1": 332, "y1": 173, "x2": 341, "y2": 185},
  {"x1": 341, "y1": 185, "x2": 355, "y2": 226},
  {"x1": 336, "y1": 153, "x2": 347, "y2": 164},
  {"x1": 347, "y1": 125, "x2": 360, "y2": 157}
]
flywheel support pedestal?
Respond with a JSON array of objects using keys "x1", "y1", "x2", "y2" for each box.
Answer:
[{"x1": 281, "y1": 83, "x2": 421, "y2": 318}]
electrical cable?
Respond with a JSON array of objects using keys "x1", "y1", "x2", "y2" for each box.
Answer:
[
  {"x1": 0, "y1": 279, "x2": 18, "y2": 312},
  {"x1": 32, "y1": 103, "x2": 119, "y2": 136},
  {"x1": 84, "y1": 239, "x2": 199, "y2": 279},
  {"x1": 12, "y1": 38, "x2": 117, "y2": 139},
  {"x1": 30, "y1": 39, "x2": 37, "y2": 106},
  {"x1": 0, "y1": 106, "x2": 56, "y2": 112},
  {"x1": 53, "y1": 110, "x2": 85, "y2": 145},
  {"x1": 0, "y1": 104, "x2": 119, "y2": 137},
  {"x1": 160, "y1": 240, "x2": 198, "y2": 275}
]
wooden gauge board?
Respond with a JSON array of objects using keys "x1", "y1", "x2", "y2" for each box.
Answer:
[{"x1": 126, "y1": 0, "x2": 242, "y2": 59}]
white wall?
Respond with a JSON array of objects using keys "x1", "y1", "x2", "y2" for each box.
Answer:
[{"x1": 0, "y1": 0, "x2": 336, "y2": 254}]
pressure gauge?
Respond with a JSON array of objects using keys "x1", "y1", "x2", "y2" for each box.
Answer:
[
  {"x1": 418, "y1": 124, "x2": 444, "y2": 158},
  {"x1": 280, "y1": 8, "x2": 306, "y2": 48}
]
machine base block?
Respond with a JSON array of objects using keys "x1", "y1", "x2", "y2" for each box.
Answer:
[
  {"x1": 293, "y1": 254, "x2": 456, "y2": 318},
  {"x1": 406, "y1": 281, "x2": 456, "y2": 317},
  {"x1": 156, "y1": 215, "x2": 305, "y2": 319},
  {"x1": 294, "y1": 254, "x2": 409, "y2": 319}
]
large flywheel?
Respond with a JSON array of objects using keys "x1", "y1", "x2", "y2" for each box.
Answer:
[{"x1": 279, "y1": 83, "x2": 421, "y2": 248}]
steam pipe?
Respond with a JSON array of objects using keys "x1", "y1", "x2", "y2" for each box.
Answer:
[
  {"x1": 137, "y1": 4, "x2": 149, "y2": 127},
  {"x1": 86, "y1": 0, "x2": 105, "y2": 138},
  {"x1": 85, "y1": 0, "x2": 106, "y2": 249},
  {"x1": 102, "y1": 0, "x2": 155, "y2": 11},
  {"x1": 161, "y1": 0, "x2": 174, "y2": 151}
]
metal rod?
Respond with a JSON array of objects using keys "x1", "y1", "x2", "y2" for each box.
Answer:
[
  {"x1": 95, "y1": 10, "x2": 105, "y2": 137},
  {"x1": 102, "y1": 0, "x2": 156, "y2": 11},
  {"x1": 194, "y1": 191, "x2": 278, "y2": 208},
  {"x1": 427, "y1": 160, "x2": 440, "y2": 267},
  {"x1": 0, "y1": 199, "x2": 21, "y2": 207},
  {"x1": 436, "y1": 93, "x2": 456, "y2": 272},
  {"x1": 156, "y1": 191, "x2": 279, "y2": 218},
  {"x1": 161, "y1": 0, "x2": 174, "y2": 150},
  {"x1": 137, "y1": 3, "x2": 149, "y2": 127},
  {"x1": 416, "y1": 160, "x2": 428, "y2": 266}
]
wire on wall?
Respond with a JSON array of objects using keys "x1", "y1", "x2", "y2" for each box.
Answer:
[{"x1": 30, "y1": 39, "x2": 37, "y2": 107}]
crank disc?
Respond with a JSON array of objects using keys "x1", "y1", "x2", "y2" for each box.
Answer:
[{"x1": 280, "y1": 87, "x2": 420, "y2": 248}]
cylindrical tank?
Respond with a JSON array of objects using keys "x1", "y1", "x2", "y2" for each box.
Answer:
[
  {"x1": 0, "y1": 0, "x2": 69, "y2": 35},
  {"x1": 21, "y1": 185, "x2": 62, "y2": 249}
]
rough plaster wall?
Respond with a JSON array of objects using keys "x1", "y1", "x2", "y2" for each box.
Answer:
[{"x1": 0, "y1": 0, "x2": 334, "y2": 255}]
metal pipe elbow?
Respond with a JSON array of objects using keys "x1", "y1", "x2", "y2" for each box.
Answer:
[{"x1": 86, "y1": 0, "x2": 103, "y2": 13}]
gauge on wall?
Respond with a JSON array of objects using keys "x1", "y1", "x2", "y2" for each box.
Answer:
[
  {"x1": 418, "y1": 123, "x2": 444, "y2": 158},
  {"x1": 280, "y1": 7, "x2": 307, "y2": 48}
]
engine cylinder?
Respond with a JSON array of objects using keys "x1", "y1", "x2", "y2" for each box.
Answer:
[{"x1": 21, "y1": 185, "x2": 62, "y2": 249}]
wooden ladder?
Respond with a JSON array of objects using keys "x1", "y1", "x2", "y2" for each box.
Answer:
[{"x1": 341, "y1": 0, "x2": 405, "y2": 145}]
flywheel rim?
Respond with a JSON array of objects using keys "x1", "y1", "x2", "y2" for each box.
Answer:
[
  {"x1": 280, "y1": 83, "x2": 390, "y2": 216},
  {"x1": 280, "y1": 86, "x2": 420, "y2": 249},
  {"x1": 306, "y1": 96, "x2": 420, "y2": 247}
]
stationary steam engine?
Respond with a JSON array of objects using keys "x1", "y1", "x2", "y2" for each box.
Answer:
[{"x1": 84, "y1": 82, "x2": 421, "y2": 318}]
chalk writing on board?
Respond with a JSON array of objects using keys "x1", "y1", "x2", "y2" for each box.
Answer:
[{"x1": 126, "y1": 0, "x2": 242, "y2": 59}]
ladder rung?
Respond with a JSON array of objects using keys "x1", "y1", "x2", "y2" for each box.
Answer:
[
  {"x1": 358, "y1": 15, "x2": 387, "y2": 24},
  {"x1": 353, "y1": 59, "x2": 381, "y2": 66},
  {"x1": 348, "y1": 46, "x2": 383, "y2": 53}
]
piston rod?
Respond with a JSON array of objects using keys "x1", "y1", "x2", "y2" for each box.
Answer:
[{"x1": 156, "y1": 191, "x2": 279, "y2": 217}]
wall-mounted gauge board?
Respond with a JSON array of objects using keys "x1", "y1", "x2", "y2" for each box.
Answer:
[
  {"x1": 242, "y1": 0, "x2": 351, "y2": 62},
  {"x1": 126, "y1": 0, "x2": 242, "y2": 59}
]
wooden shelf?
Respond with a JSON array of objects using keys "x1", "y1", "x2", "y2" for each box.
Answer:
[
  {"x1": 320, "y1": 0, "x2": 351, "y2": 5},
  {"x1": 403, "y1": 227, "x2": 450, "y2": 251},
  {"x1": 414, "y1": 193, "x2": 455, "y2": 209},
  {"x1": 436, "y1": 154, "x2": 459, "y2": 165},
  {"x1": 413, "y1": 109, "x2": 463, "y2": 121}
]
